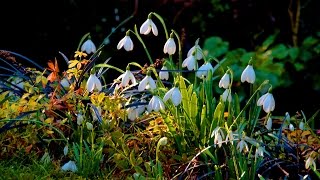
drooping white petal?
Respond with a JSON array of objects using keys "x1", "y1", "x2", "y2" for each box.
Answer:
[
  {"x1": 171, "y1": 87, "x2": 182, "y2": 106},
  {"x1": 140, "y1": 19, "x2": 158, "y2": 36},
  {"x1": 147, "y1": 76, "x2": 157, "y2": 90},
  {"x1": 257, "y1": 93, "x2": 275, "y2": 113},
  {"x1": 159, "y1": 66, "x2": 169, "y2": 80},
  {"x1": 150, "y1": 20, "x2": 158, "y2": 36},
  {"x1": 140, "y1": 19, "x2": 151, "y2": 35},
  {"x1": 147, "y1": 96, "x2": 165, "y2": 112},
  {"x1": 61, "y1": 160, "x2": 78, "y2": 172},
  {"x1": 187, "y1": 44, "x2": 203, "y2": 60},
  {"x1": 163, "y1": 38, "x2": 176, "y2": 55},
  {"x1": 241, "y1": 65, "x2": 256, "y2": 84},
  {"x1": 219, "y1": 73, "x2": 230, "y2": 89},
  {"x1": 86, "y1": 74, "x2": 102, "y2": 92},
  {"x1": 163, "y1": 88, "x2": 174, "y2": 102},
  {"x1": 117, "y1": 36, "x2": 133, "y2": 51},
  {"x1": 196, "y1": 62, "x2": 214, "y2": 79},
  {"x1": 138, "y1": 76, "x2": 148, "y2": 91},
  {"x1": 222, "y1": 89, "x2": 232, "y2": 102},
  {"x1": 81, "y1": 39, "x2": 96, "y2": 54},
  {"x1": 182, "y1": 55, "x2": 196, "y2": 71},
  {"x1": 257, "y1": 93, "x2": 268, "y2": 106},
  {"x1": 266, "y1": 117, "x2": 272, "y2": 130},
  {"x1": 121, "y1": 70, "x2": 136, "y2": 87}
]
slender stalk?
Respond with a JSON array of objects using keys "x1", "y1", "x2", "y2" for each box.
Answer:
[
  {"x1": 130, "y1": 26, "x2": 154, "y2": 64},
  {"x1": 151, "y1": 12, "x2": 169, "y2": 39},
  {"x1": 231, "y1": 80, "x2": 269, "y2": 128},
  {"x1": 172, "y1": 30, "x2": 183, "y2": 74}
]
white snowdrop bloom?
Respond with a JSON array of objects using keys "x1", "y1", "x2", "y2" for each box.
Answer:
[
  {"x1": 187, "y1": 39, "x2": 203, "y2": 60},
  {"x1": 255, "y1": 146, "x2": 264, "y2": 158},
  {"x1": 117, "y1": 35, "x2": 134, "y2": 51},
  {"x1": 182, "y1": 55, "x2": 197, "y2": 71},
  {"x1": 241, "y1": 64, "x2": 256, "y2": 84},
  {"x1": 289, "y1": 124, "x2": 295, "y2": 131},
  {"x1": 196, "y1": 62, "x2": 214, "y2": 79},
  {"x1": 237, "y1": 139, "x2": 249, "y2": 153},
  {"x1": 305, "y1": 156, "x2": 316, "y2": 169},
  {"x1": 77, "y1": 113, "x2": 84, "y2": 125},
  {"x1": 159, "y1": 137, "x2": 168, "y2": 146},
  {"x1": 140, "y1": 18, "x2": 158, "y2": 36},
  {"x1": 81, "y1": 39, "x2": 96, "y2": 54},
  {"x1": 118, "y1": 70, "x2": 137, "y2": 87},
  {"x1": 127, "y1": 107, "x2": 139, "y2": 121},
  {"x1": 138, "y1": 75, "x2": 156, "y2": 91},
  {"x1": 63, "y1": 145, "x2": 68, "y2": 156},
  {"x1": 222, "y1": 89, "x2": 232, "y2": 102},
  {"x1": 218, "y1": 73, "x2": 230, "y2": 89},
  {"x1": 163, "y1": 37, "x2": 176, "y2": 55},
  {"x1": 163, "y1": 87, "x2": 182, "y2": 106},
  {"x1": 225, "y1": 131, "x2": 235, "y2": 145},
  {"x1": 266, "y1": 117, "x2": 272, "y2": 130},
  {"x1": 86, "y1": 122, "x2": 93, "y2": 130},
  {"x1": 147, "y1": 96, "x2": 165, "y2": 112},
  {"x1": 211, "y1": 127, "x2": 225, "y2": 148},
  {"x1": 159, "y1": 66, "x2": 169, "y2": 80},
  {"x1": 60, "y1": 78, "x2": 70, "y2": 89},
  {"x1": 299, "y1": 121, "x2": 305, "y2": 130},
  {"x1": 257, "y1": 92, "x2": 275, "y2": 113},
  {"x1": 61, "y1": 160, "x2": 78, "y2": 172},
  {"x1": 126, "y1": 104, "x2": 146, "y2": 121},
  {"x1": 86, "y1": 74, "x2": 102, "y2": 92}
]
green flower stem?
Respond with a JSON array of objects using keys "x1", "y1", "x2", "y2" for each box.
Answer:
[
  {"x1": 131, "y1": 25, "x2": 154, "y2": 64},
  {"x1": 172, "y1": 30, "x2": 182, "y2": 75},
  {"x1": 151, "y1": 12, "x2": 169, "y2": 39},
  {"x1": 80, "y1": 125, "x2": 83, "y2": 168},
  {"x1": 231, "y1": 80, "x2": 269, "y2": 128}
]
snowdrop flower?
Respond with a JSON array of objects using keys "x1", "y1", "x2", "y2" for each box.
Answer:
[
  {"x1": 237, "y1": 139, "x2": 249, "y2": 153},
  {"x1": 81, "y1": 39, "x2": 96, "y2": 54},
  {"x1": 118, "y1": 69, "x2": 137, "y2": 87},
  {"x1": 218, "y1": 72, "x2": 230, "y2": 89},
  {"x1": 222, "y1": 89, "x2": 232, "y2": 102},
  {"x1": 127, "y1": 104, "x2": 146, "y2": 121},
  {"x1": 61, "y1": 160, "x2": 77, "y2": 172},
  {"x1": 117, "y1": 31, "x2": 134, "y2": 51},
  {"x1": 163, "y1": 34, "x2": 176, "y2": 55},
  {"x1": 289, "y1": 124, "x2": 295, "y2": 131},
  {"x1": 63, "y1": 145, "x2": 68, "y2": 156},
  {"x1": 255, "y1": 146, "x2": 265, "y2": 158},
  {"x1": 211, "y1": 127, "x2": 225, "y2": 148},
  {"x1": 266, "y1": 117, "x2": 272, "y2": 130},
  {"x1": 257, "y1": 92, "x2": 275, "y2": 113},
  {"x1": 60, "y1": 78, "x2": 70, "y2": 89},
  {"x1": 158, "y1": 137, "x2": 168, "y2": 146},
  {"x1": 138, "y1": 73, "x2": 157, "y2": 92},
  {"x1": 147, "y1": 96, "x2": 165, "y2": 112},
  {"x1": 225, "y1": 131, "x2": 235, "y2": 145},
  {"x1": 86, "y1": 122, "x2": 93, "y2": 130},
  {"x1": 159, "y1": 65, "x2": 169, "y2": 80},
  {"x1": 299, "y1": 121, "x2": 305, "y2": 130},
  {"x1": 163, "y1": 86, "x2": 182, "y2": 106},
  {"x1": 187, "y1": 38, "x2": 203, "y2": 60},
  {"x1": 196, "y1": 62, "x2": 214, "y2": 79},
  {"x1": 86, "y1": 74, "x2": 102, "y2": 92},
  {"x1": 77, "y1": 113, "x2": 84, "y2": 125},
  {"x1": 305, "y1": 156, "x2": 316, "y2": 169},
  {"x1": 139, "y1": 15, "x2": 158, "y2": 36},
  {"x1": 241, "y1": 63, "x2": 256, "y2": 84},
  {"x1": 182, "y1": 54, "x2": 197, "y2": 71}
]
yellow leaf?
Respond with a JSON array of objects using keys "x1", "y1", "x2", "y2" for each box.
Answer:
[
  {"x1": 46, "y1": 130, "x2": 54, "y2": 134},
  {"x1": 68, "y1": 60, "x2": 79, "y2": 68},
  {"x1": 45, "y1": 117, "x2": 54, "y2": 124}
]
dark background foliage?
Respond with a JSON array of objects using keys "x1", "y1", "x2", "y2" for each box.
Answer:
[{"x1": 1, "y1": 0, "x2": 320, "y2": 119}]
